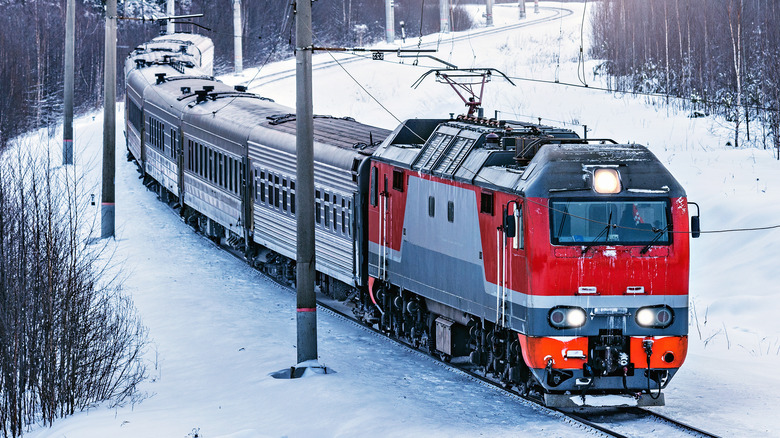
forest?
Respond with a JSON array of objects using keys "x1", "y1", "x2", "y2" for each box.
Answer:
[
  {"x1": 0, "y1": 0, "x2": 473, "y2": 148},
  {"x1": 591, "y1": 0, "x2": 780, "y2": 152}
]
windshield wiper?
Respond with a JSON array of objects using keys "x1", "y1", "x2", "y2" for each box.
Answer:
[
  {"x1": 556, "y1": 205, "x2": 569, "y2": 240},
  {"x1": 640, "y1": 225, "x2": 670, "y2": 254},
  {"x1": 582, "y1": 212, "x2": 613, "y2": 255}
]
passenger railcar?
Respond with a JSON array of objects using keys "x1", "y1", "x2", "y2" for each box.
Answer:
[
  {"x1": 124, "y1": 33, "x2": 389, "y2": 298},
  {"x1": 124, "y1": 33, "x2": 698, "y2": 408}
]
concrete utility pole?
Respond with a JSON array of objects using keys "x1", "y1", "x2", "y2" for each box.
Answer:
[
  {"x1": 101, "y1": 0, "x2": 116, "y2": 239},
  {"x1": 295, "y1": 0, "x2": 317, "y2": 365},
  {"x1": 534, "y1": 0, "x2": 539, "y2": 14},
  {"x1": 519, "y1": 0, "x2": 526, "y2": 19},
  {"x1": 385, "y1": 0, "x2": 394, "y2": 43},
  {"x1": 63, "y1": 0, "x2": 74, "y2": 165},
  {"x1": 166, "y1": 0, "x2": 175, "y2": 34},
  {"x1": 485, "y1": 0, "x2": 493, "y2": 27},
  {"x1": 233, "y1": 0, "x2": 243, "y2": 73},
  {"x1": 440, "y1": 0, "x2": 450, "y2": 33}
]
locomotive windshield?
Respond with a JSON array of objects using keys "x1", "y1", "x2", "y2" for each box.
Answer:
[{"x1": 550, "y1": 200, "x2": 671, "y2": 245}]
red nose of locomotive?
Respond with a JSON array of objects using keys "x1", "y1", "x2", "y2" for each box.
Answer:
[{"x1": 515, "y1": 145, "x2": 692, "y2": 407}]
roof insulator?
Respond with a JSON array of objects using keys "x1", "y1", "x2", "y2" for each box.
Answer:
[
  {"x1": 155, "y1": 73, "x2": 167, "y2": 84},
  {"x1": 195, "y1": 90, "x2": 208, "y2": 103}
]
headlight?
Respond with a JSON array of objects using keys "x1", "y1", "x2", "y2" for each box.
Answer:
[
  {"x1": 549, "y1": 306, "x2": 587, "y2": 329},
  {"x1": 593, "y1": 168, "x2": 621, "y2": 194},
  {"x1": 635, "y1": 305, "x2": 674, "y2": 328}
]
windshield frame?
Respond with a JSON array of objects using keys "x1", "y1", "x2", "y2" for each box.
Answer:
[{"x1": 549, "y1": 197, "x2": 673, "y2": 246}]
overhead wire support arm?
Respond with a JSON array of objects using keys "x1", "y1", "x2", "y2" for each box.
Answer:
[{"x1": 311, "y1": 46, "x2": 437, "y2": 59}]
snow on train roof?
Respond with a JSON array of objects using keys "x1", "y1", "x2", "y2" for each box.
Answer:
[{"x1": 126, "y1": 32, "x2": 213, "y2": 77}]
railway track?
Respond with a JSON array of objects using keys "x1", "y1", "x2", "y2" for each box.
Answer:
[{"x1": 243, "y1": 6, "x2": 575, "y2": 91}]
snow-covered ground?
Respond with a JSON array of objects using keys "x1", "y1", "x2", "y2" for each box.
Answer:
[{"x1": 21, "y1": 2, "x2": 780, "y2": 437}]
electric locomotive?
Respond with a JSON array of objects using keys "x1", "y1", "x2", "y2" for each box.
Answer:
[
  {"x1": 363, "y1": 115, "x2": 699, "y2": 407},
  {"x1": 123, "y1": 33, "x2": 698, "y2": 408}
]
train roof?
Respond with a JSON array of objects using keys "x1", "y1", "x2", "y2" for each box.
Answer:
[
  {"x1": 135, "y1": 73, "x2": 390, "y2": 173},
  {"x1": 125, "y1": 32, "x2": 213, "y2": 77},
  {"x1": 373, "y1": 116, "x2": 685, "y2": 198}
]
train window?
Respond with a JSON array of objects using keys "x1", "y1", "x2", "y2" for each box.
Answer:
[
  {"x1": 283, "y1": 178, "x2": 287, "y2": 188},
  {"x1": 324, "y1": 205, "x2": 330, "y2": 227},
  {"x1": 392, "y1": 169, "x2": 404, "y2": 192},
  {"x1": 514, "y1": 204, "x2": 524, "y2": 250},
  {"x1": 550, "y1": 200, "x2": 671, "y2": 246},
  {"x1": 208, "y1": 149, "x2": 213, "y2": 182},
  {"x1": 235, "y1": 160, "x2": 240, "y2": 194},
  {"x1": 291, "y1": 192, "x2": 296, "y2": 215},
  {"x1": 428, "y1": 196, "x2": 435, "y2": 218},
  {"x1": 480, "y1": 192, "x2": 494, "y2": 215},
  {"x1": 282, "y1": 189, "x2": 288, "y2": 211},
  {"x1": 215, "y1": 151, "x2": 219, "y2": 184},
  {"x1": 128, "y1": 100, "x2": 142, "y2": 132},
  {"x1": 447, "y1": 201, "x2": 455, "y2": 223},
  {"x1": 220, "y1": 154, "x2": 225, "y2": 188},
  {"x1": 170, "y1": 129, "x2": 176, "y2": 159},
  {"x1": 274, "y1": 185, "x2": 280, "y2": 208},
  {"x1": 219, "y1": 153, "x2": 224, "y2": 187},
  {"x1": 333, "y1": 207, "x2": 338, "y2": 231},
  {"x1": 260, "y1": 180, "x2": 265, "y2": 203},
  {"x1": 200, "y1": 144, "x2": 205, "y2": 177},
  {"x1": 324, "y1": 193, "x2": 329, "y2": 203},
  {"x1": 315, "y1": 201, "x2": 321, "y2": 224},
  {"x1": 341, "y1": 198, "x2": 347, "y2": 234},
  {"x1": 370, "y1": 167, "x2": 378, "y2": 207},
  {"x1": 232, "y1": 158, "x2": 237, "y2": 192},
  {"x1": 234, "y1": 158, "x2": 238, "y2": 193},
  {"x1": 316, "y1": 189, "x2": 321, "y2": 199},
  {"x1": 347, "y1": 200, "x2": 352, "y2": 236},
  {"x1": 227, "y1": 157, "x2": 232, "y2": 191},
  {"x1": 291, "y1": 181, "x2": 295, "y2": 191}
]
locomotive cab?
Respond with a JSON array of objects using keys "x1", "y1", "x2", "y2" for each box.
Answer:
[{"x1": 518, "y1": 143, "x2": 691, "y2": 407}]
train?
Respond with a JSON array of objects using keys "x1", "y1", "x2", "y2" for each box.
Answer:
[{"x1": 124, "y1": 33, "x2": 699, "y2": 408}]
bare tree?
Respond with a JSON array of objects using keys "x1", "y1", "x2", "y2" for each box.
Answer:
[{"x1": 0, "y1": 139, "x2": 148, "y2": 437}]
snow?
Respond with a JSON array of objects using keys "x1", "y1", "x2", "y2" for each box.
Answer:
[{"x1": 19, "y1": 2, "x2": 780, "y2": 437}]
